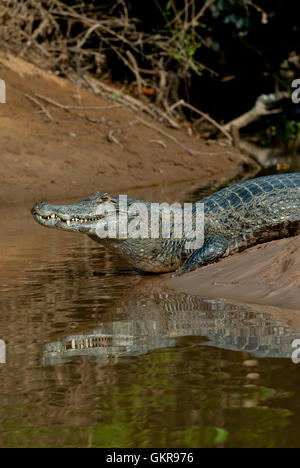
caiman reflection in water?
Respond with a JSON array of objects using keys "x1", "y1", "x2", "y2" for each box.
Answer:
[{"x1": 43, "y1": 281, "x2": 300, "y2": 365}]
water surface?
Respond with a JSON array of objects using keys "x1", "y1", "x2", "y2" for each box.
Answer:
[{"x1": 0, "y1": 196, "x2": 300, "y2": 448}]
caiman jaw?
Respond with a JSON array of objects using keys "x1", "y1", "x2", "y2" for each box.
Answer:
[{"x1": 31, "y1": 202, "x2": 105, "y2": 233}]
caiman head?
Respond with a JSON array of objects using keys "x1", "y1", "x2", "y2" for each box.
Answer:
[
  {"x1": 31, "y1": 192, "x2": 185, "y2": 273},
  {"x1": 31, "y1": 192, "x2": 120, "y2": 236}
]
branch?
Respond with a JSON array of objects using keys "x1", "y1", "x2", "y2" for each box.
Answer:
[
  {"x1": 136, "y1": 117, "x2": 198, "y2": 155},
  {"x1": 25, "y1": 94, "x2": 53, "y2": 121},
  {"x1": 223, "y1": 92, "x2": 289, "y2": 132}
]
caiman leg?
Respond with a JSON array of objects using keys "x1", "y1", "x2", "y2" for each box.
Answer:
[{"x1": 173, "y1": 236, "x2": 228, "y2": 277}]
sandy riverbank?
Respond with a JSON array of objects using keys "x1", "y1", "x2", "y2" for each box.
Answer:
[
  {"x1": 167, "y1": 235, "x2": 300, "y2": 311},
  {"x1": 0, "y1": 52, "x2": 257, "y2": 206}
]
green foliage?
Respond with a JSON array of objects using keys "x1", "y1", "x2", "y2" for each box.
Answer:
[
  {"x1": 214, "y1": 427, "x2": 229, "y2": 444},
  {"x1": 152, "y1": 0, "x2": 173, "y2": 32},
  {"x1": 112, "y1": 84, "x2": 127, "y2": 102},
  {"x1": 263, "y1": 116, "x2": 300, "y2": 148},
  {"x1": 151, "y1": 0, "x2": 202, "y2": 73},
  {"x1": 170, "y1": 33, "x2": 202, "y2": 72}
]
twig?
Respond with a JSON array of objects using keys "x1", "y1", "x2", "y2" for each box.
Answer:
[
  {"x1": 150, "y1": 140, "x2": 167, "y2": 148},
  {"x1": 107, "y1": 130, "x2": 123, "y2": 146},
  {"x1": 230, "y1": 125, "x2": 241, "y2": 150},
  {"x1": 34, "y1": 94, "x2": 66, "y2": 109},
  {"x1": 126, "y1": 50, "x2": 144, "y2": 96},
  {"x1": 223, "y1": 92, "x2": 289, "y2": 132},
  {"x1": 24, "y1": 93, "x2": 53, "y2": 121},
  {"x1": 185, "y1": 0, "x2": 215, "y2": 30},
  {"x1": 35, "y1": 94, "x2": 123, "y2": 110},
  {"x1": 19, "y1": 18, "x2": 49, "y2": 58},
  {"x1": 164, "y1": 99, "x2": 233, "y2": 142},
  {"x1": 136, "y1": 117, "x2": 197, "y2": 155},
  {"x1": 107, "y1": 120, "x2": 138, "y2": 147},
  {"x1": 81, "y1": 74, "x2": 179, "y2": 126}
]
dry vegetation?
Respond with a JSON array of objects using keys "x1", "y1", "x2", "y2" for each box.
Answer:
[
  {"x1": 0, "y1": 0, "x2": 214, "y2": 100},
  {"x1": 0, "y1": 0, "x2": 299, "y2": 147},
  {"x1": 0, "y1": 0, "x2": 258, "y2": 136}
]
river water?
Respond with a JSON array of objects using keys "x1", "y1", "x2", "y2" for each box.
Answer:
[{"x1": 0, "y1": 178, "x2": 300, "y2": 448}]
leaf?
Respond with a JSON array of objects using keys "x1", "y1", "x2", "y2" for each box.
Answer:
[{"x1": 214, "y1": 428, "x2": 229, "y2": 444}]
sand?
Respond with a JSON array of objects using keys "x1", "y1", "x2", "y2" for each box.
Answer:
[
  {"x1": 0, "y1": 52, "x2": 257, "y2": 206},
  {"x1": 167, "y1": 235, "x2": 300, "y2": 311}
]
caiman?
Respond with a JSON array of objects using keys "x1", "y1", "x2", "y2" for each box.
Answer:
[{"x1": 31, "y1": 173, "x2": 300, "y2": 276}]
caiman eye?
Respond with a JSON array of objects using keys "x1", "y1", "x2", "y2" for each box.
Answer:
[
  {"x1": 93, "y1": 194, "x2": 117, "y2": 204},
  {"x1": 93, "y1": 197, "x2": 105, "y2": 203}
]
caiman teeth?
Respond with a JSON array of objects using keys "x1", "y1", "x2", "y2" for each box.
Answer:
[{"x1": 36, "y1": 212, "x2": 103, "y2": 224}]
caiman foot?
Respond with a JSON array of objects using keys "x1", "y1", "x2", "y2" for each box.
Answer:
[{"x1": 172, "y1": 235, "x2": 228, "y2": 277}]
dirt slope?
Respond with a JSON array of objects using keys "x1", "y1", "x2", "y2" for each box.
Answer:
[
  {"x1": 168, "y1": 235, "x2": 300, "y2": 311},
  {"x1": 0, "y1": 52, "x2": 257, "y2": 205}
]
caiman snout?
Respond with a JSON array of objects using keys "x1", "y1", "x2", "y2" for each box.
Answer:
[
  {"x1": 31, "y1": 194, "x2": 117, "y2": 233},
  {"x1": 32, "y1": 201, "x2": 53, "y2": 216}
]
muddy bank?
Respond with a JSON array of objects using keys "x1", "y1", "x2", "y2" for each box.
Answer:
[
  {"x1": 167, "y1": 235, "x2": 300, "y2": 311},
  {"x1": 0, "y1": 53, "x2": 258, "y2": 205}
]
